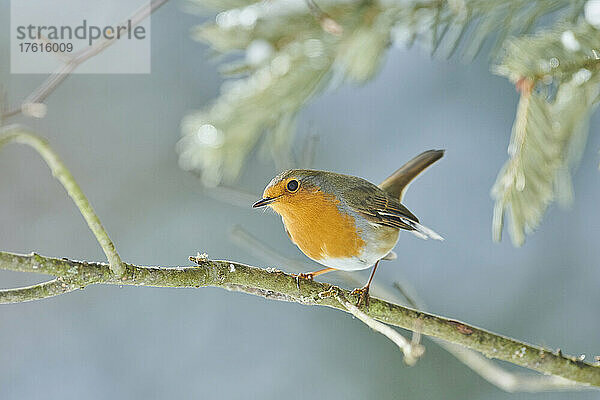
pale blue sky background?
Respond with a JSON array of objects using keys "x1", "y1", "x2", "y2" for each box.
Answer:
[{"x1": 1, "y1": 1, "x2": 600, "y2": 399}]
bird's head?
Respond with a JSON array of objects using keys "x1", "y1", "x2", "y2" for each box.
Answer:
[{"x1": 252, "y1": 169, "x2": 323, "y2": 212}]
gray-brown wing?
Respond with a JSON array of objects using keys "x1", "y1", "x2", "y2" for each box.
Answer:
[{"x1": 344, "y1": 185, "x2": 419, "y2": 231}]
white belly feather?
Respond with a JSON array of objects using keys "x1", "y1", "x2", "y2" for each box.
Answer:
[{"x1": 313, "y1": 226, "x2": 399, "y2": 271}]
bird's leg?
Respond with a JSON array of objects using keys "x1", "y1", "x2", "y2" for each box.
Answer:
[
  {"x1": 350, "y1": 260, "x2": 380, "y2": 308},
  {"x1": 293, "y1": 267, "x2": 336, "y2": 289}
]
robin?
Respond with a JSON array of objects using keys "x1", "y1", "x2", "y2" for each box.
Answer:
[{"x1": 253, "y1": 150, "x2": 444, "y2": 306}]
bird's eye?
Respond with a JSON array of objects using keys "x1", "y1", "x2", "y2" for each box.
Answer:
[{"x1": 286, "y1": 179, "x2": 299, "y2": 192}]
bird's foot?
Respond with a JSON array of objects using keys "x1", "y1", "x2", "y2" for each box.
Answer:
[
  {"x1": 350, "y1": 286, "x2": 371, "y2": 308},
  {"x1": 292, "y1": 272, "x2": 314, "y2": 290}
]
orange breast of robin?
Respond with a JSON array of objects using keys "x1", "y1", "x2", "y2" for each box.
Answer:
[{"x1": 271, "y1": 189, "x2": 365, "y2": 261}]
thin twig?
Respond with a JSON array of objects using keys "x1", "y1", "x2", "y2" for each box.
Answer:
[
  {"x1": 37, "y1": 35, "x2": 74, "y2": 64},
  {"x1": 332, "y1": 289, "x2": 424, "y2": 365},
  {"x1": 0, "y1": 278, "x2": 80, "y2": 304},
  {"x1": 0, "y1": 125, "x2": 125, "y2": 276},
  {"x1": 1, "y1": 0, "x2": 168, "y2": 120},
  {"x1": 0, "y1": 250, "x2": 599, "y2": 388}
]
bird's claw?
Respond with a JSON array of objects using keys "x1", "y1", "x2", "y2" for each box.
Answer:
[
  {"x1": 293, "y1": 272, "x2": 314, "y2": 290},
  {"x1": 350, "y1": 286, "x2": 370, "y2": 308}
]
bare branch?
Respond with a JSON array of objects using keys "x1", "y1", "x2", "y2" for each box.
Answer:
[
  {"x1": 392, "y1": 282, "x2": 592, "y2": 392},
  {"x1": 1, "y1": 0, "x2": 168, "y2": 120},
  {"x1": 0, "y1": 278, "x2": 80, "y2": 304},
  {"x1": 0, "y1": 125, "x2": 125, "y2": 275},
  {"x1": 441, "y1": 342, "x2": 591, "y2": 392},
  {"x1": 0, "y1": 250, "x2": 598, "y2": 388}
]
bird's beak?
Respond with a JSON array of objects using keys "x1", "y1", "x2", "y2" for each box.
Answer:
[{"x1": 252, "y1": 196, "x2": 278, "y2": 208}]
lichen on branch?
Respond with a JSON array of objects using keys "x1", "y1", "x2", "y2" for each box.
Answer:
[{"x1": 0, "y1": 250, "x2": 599, "y2": 388}]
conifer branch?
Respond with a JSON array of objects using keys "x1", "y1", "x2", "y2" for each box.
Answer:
[
  {"x1": 179, "y1": 0, "x2": 583, "y2": 186},
  {"x1": 492, "y1": 19, "x2": 600, "y2": 245}
]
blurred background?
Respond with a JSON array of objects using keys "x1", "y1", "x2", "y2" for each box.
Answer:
[{"x1": 1, "y1": 1, "x2": 600, "y2": 399}]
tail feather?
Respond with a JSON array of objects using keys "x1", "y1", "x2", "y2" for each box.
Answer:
[{"x1": 379, "y1": 149, "x2": 444, "y2": 200}]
